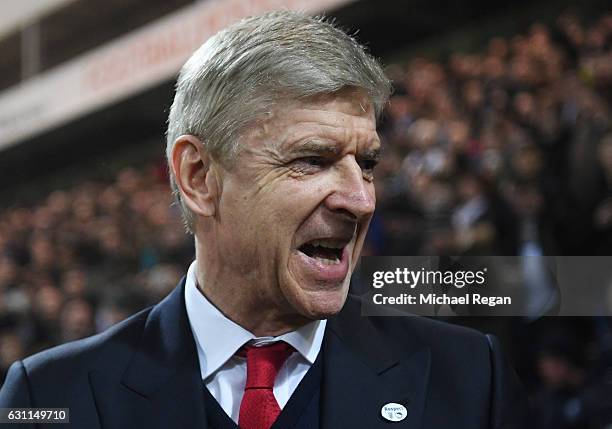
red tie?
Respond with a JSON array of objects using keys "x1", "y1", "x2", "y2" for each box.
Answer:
[{"x1": 238, "y1": 342, "x2": 294, "y2": 429}]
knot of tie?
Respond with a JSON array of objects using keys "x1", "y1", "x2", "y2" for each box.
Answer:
[{"x1": 243, "y1": 341, "x2": 294, "y2": 390}]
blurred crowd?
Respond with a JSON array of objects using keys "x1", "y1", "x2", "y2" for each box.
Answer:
[
  {"x1": 0, "y1": 165, "x2": 193, "y2": 379},
  {"x1": 1, "y1": 11, "x2": 612, "y2": 429},
  {"x1": 369, "y1": 13, "x2": 612, "y2": 258}
]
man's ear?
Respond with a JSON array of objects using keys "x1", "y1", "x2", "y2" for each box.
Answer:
[{"x1": 171, "y1": 135, "x2": 219, "y2": 217}]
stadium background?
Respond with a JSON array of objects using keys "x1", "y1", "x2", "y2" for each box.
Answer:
[{"x1": 0, "y1": 0, "x2": 611, "y2": 426}]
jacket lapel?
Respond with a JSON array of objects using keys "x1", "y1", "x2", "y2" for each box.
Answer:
[
  {"x1": 91, "y1": 278, "x2": 207, "y2": 429},
  {"x1": 321, "y1": 295, "x2": 431, "y2": 429}
]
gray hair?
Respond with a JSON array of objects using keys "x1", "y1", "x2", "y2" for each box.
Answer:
[{"x1": 166, "y1": 10, "x2": 391, "y2": 233}]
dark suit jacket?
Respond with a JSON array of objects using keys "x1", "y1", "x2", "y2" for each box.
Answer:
[{"x1": 0, "y1": 278, "x2": 527, "y2": 428}]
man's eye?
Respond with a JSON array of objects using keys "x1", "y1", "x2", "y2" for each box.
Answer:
[
  {"x1": 359, "y1": 159, "x2": 378, "y2": 175},
  {"x1": 293, "y1": 157, "x2": 329, "y2": 169}
]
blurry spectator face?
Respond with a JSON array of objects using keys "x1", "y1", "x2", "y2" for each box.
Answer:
[
  {"x1": 32, "y1": 206, "x2": 54, "y2": 230},
  {"x1": 98, "y1": 186, "x2": 123, "y2": 213},
  {"x1": 507, "y1": 185, "x2": 543, "y2": 217},
  {"x1": 510, "y1": 56, "x2": 533, "y2": 84},
  {"x1": 490, "y1": 87, "x2": 509, "y2": 111},
  {"x1": 130, "y1": 189, "x2": 153, "y2": 215},
  {"x1": 146, "y1": 200, "x2": 170, "y2": 227},
  {"x1": 488, "y1": 37, "x2": 508, "y2": 59},
  {"x1": 33, "y1": 285, "x2": 63, "y2": 322},
  {"x1": 377, "y1": 149, "x2": 402, "y2": 178},
  {"x1": 116, "y1": 168, "x2": 141, "y2": 194},
  {"x1": 449, "y1": 54, "x2": 468, "y2": 78},
  {"x1": 536, "y1": 354, "x2": 578, "y2": 390},
  {"x1": 72, "y1": 191, "x2": 97, "y2": 223},
  {"x1": 565, "y1": 22, "x2": 584, "y2": 47},
  {"x1": 483, "y1": 56, "x2": 505, "y2": 80},
  {"x1": 160, "y1": 226, "x2": 187, "y2": 251},
  {"x1": 30, "y1": 236, "x2": 54, "y2": 269},
  {"x1": 0, "y1": 332, "x2": 24, "y2": 371},
  {"x1": 423, "y1": 180, "x2": 453, "y2": 214},
  {"x1": 585, "y1": 28, "x2": 605, "y2": 51},
  {"x1": 512, "y1": 146, "x2": 542, "y2": 179},
  {"x1": 447, "y1": 120, "x2": 470, "y2": 152},
  {"x1": 458, "y1": 176, "x2": 482, "y2": 202},
  {"x1": 410, "y1": 173, "x2": 432, "y2": 199},
  {"x1": 511, "y1": 35, "x2": 529, "y2": 56},
  {"x1": 481, "y1": 148, "x2": 503, "y2": 178},
  {"x1": 529, "y1": 23, "x2": 551, "y2": 50},
  {"x1": 97, "y1": 304, "x2": 131, "y2": 330},
  {"x1": 99, "y1": 223, "x2": 122, "y2": 253},
  {"x1": 598, "y1": 135, "x2": 612, "y2": 175},
  {"x1": 46, "y1": 191, "x2": 69, "y2": 216},
  {"x1": 62, "y1": 269, "x2": 87, "y2": 296},
  {"x1": 0, "y1": 257, "x2": 18, "y2": 288},
  {"x1": 408, "y1": 119, "x2": 439, "y2": 149},
  {"x1": 55, "y1": 246, "x2": 77, "y2": 271},
  {"x1": 388, "y1": 95, "x2": 412, "y2": 120},
  {"x1": 513, "y1": 92, "x2": 536, "y2": 120},
  {"x1": 431, "y1": 90, "x2": 455, "y2": 119},
  {"x1": 143, "y1": 264, "x2": 183, "y2": 300},
  {"x1": 7, "y1": 207, "x2": 32, "y2": 233},
  {"x1": 463, "y1": 80, "x2": 484, "y2": 110},
  {"x1": 60, "y1": 298, "x2": 95, "y2": 342}
]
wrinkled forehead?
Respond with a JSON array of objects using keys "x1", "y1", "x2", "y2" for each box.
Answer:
[
  {"x1": 300, "y1": 88, "x2": 376, "y2": 118},
  {"x1": 246, "y1": 88, "x2": 379, "y2": 149}
]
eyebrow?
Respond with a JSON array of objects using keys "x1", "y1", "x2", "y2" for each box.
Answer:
[
  {"x1": 287, "y1": 140, "x2": 382, "y2": 158},
  {"x1": 290, "y1": 140, "x2": 342, "y2": 156}
]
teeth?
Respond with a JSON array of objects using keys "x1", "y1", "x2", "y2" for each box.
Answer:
[
  {"x1": 314, "y1": 256, "x2": 341, "y2": 265},
  {"x1": 309, "y1": 239, "x2": 344, "y2": 249}
]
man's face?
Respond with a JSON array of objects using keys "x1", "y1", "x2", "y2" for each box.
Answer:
[{"x1": 210, "y1": 89, "x2": 379, "y2": 321}]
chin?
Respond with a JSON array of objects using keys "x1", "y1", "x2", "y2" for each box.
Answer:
[{"x1": 293, "y1": 285, "x2": 350, "y2": 320}]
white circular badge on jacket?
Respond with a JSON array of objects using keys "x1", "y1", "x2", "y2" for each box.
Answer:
[{"x1": 381, "y1": 402, "x2": 407, "y2": 422}]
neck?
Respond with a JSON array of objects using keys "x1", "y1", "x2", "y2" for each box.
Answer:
[
  {"x1": 198, "y1": 281, "x2": 309, "y2": 336},
  {"x1": 193, "y1": 241, "x2": 310, "y2": 337}
]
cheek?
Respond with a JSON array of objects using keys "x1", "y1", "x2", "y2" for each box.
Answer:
[
  {"x1": 219, "y1": 192, "x2": 296, "y2": 263},
  {"x1": 264, "y1": 184, "x2": 321, "y2": 229}
]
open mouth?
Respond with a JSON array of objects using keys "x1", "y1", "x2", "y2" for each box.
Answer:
[
  {"x1": 298, "y1": 239, "x2": 345, "y2": 265},
  {"x1": 293, "y1": 228, "x2": 355, "y2": 283}
]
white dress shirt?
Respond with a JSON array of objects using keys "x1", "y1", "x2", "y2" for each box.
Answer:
[{"x1": 184, "y1": 261, "x2": 326, "y2": 424}]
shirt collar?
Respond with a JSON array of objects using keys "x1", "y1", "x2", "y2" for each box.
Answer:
[{"x1": 184, "y1": 261, "x2": 326, "y2": 380}]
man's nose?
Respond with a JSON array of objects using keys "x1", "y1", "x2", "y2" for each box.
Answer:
[{"x1": 324, "y1": 157, "x2": 376, "y2": 220}]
